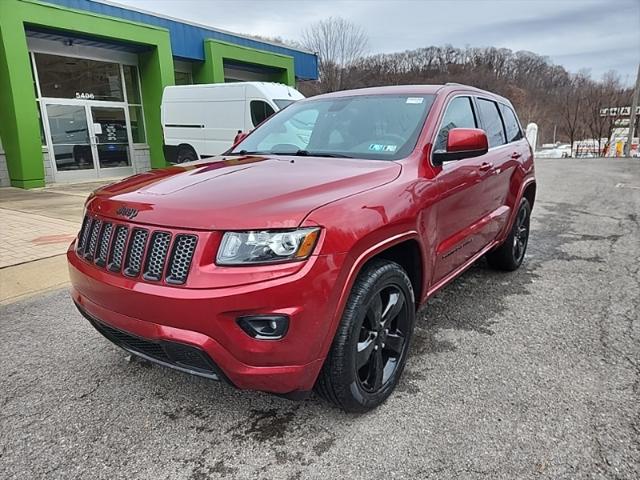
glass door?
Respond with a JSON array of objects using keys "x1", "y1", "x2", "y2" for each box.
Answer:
[
  {"x1": 42, "y1": 101, "x2": 135, "y2": 181},
  {"x1": 44, "y1": 103, "x2": 95, "y2": 178},
  {"x1": 89, "y1": 106, "x2": 132, "y2": 177}
]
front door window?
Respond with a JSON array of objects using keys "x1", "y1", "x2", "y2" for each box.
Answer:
[
  {"x1": 91, "y1": 107, "x2": 131, "y2": 168},
  {"x1": 46, "y1": 104, "x2": 94, "y2": 171}
]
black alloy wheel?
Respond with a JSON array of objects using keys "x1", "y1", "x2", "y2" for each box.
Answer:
[
  {"x1": 512, "y1": 203, "x2": 529, "y2": 265},
  {"x1": 356, "y1": 285, "x2": 409, "y2": 392},
  {"x1": 487, "y1": 197, "x2": 531, "y2": 271}
]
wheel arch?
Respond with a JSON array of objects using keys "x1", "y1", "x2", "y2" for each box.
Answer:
[
  {"x1": 177, "y1": 143, "x2": 199, "y2": 160},
  {"x1": 365, "y1": 239, "x2": 424, "y2": 308},
  {"x1": 522, "y1": 181, "x2": 536, "y2": 210}
]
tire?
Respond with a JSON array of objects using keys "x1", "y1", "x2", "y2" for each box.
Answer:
[
  {"x1": 486, "y1": 197, "x2": 531, "y2": 271},
  {"x1": 315, "y1": 259, "x2": 415, "y2": 412},
  {"x1": 176, "y1": 146, "x2": 197, "y2": 164}
]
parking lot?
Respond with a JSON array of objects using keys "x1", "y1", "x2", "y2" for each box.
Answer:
[{"x1": 1, "y1": 158, "x2": 638, "y2": 479}]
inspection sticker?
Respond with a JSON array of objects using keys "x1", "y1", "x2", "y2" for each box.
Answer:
[
  {"x1": 406, "y1": 97, "x2": 424, "y2": 104},
  {"x1": 369, "y1": 144, "x2": 397, "y2": 152}
]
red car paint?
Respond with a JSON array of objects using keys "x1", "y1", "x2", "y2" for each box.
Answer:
[{"x1": 68, "y1": 85, "x2": 535, "y2": 395}]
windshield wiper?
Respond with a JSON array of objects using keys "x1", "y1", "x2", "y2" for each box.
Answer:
[{"x1": 270, "y1": 149, "x2": 353, "y2": 159}]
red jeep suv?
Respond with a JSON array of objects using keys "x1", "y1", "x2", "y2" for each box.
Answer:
[{"x1": 68, "y1": 84, "x2": 535, "y2": 412}]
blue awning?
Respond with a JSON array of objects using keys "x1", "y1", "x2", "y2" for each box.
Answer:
[{"x1": 42, "y1": 0, "x2": 319, "y2": 80}]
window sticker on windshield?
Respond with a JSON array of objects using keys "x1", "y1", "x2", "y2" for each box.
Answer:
[
  {"x1": 369, "y1": 143, "x2": 397, "y2": 152},
  {"x1": 406, "y1": 97, "x2": 424, "y2": 104}
]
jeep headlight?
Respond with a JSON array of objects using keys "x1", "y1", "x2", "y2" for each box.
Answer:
[{"x1": 216, "y1": 228, "x2": 320, "y2": 265}]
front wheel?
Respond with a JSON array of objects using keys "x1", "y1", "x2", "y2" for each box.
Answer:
[
  {"x1": 486, "y1": 197, "x2": 531, "y2": 271},
  {"x1": 176, "y1": 146, "x2": 197, "y2": 164},
  {"x1": 315, "y1": 259, "x2": 415, "y2": 412}
]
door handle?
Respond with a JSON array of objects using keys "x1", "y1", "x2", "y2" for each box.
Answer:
[
  {"x1": 479, "y1": 162, "x2": 493, "y2": 171},
  {"x1": 511, "y1": 152, "x2": 522, "y2": 159}
]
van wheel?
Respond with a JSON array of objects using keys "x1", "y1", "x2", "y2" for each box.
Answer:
[
  {"x1": 176, "y1": 146, "x2": 197, "y2": 164},
  {"x1": 315, "y1": 259, "x2": 415, "y2": 413},
  {"x1": 486, "y1": 198, "x2": 531, "y2": 271}
]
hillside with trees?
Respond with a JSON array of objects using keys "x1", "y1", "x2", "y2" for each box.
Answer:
[{"x1": 293, "y1": 18, "x2": 633, "y2": 148}]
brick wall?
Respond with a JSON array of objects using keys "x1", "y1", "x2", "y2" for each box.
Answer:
[
  {"x1": 0, "y1": 145, "x2": 151, "y2": 187},
  {"x1": 0, "y1": 150, "x2": 9, "y2": 187},
  {"x1": 42, "y1": 148, "x2": 55, "y2": 184},
  {"x1": 132, "y1": 144, "x2": 151, "y2": 173}
]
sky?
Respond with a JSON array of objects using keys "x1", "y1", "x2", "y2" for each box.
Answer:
[{"x1": 109, "y1": 0, "x2": 640, "y2": 84}]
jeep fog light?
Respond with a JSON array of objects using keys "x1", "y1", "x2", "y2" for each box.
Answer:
[{"x1": 237, "y1": 315, "x2": 289, "y2": 340}]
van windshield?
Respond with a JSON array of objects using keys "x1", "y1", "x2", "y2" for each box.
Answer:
[
  {"x1": 229, "y1": 94, "x2": 435, "y2": 161},
  {"x1": 273, "y1": 99, "x2": 296, "y2": 109}
]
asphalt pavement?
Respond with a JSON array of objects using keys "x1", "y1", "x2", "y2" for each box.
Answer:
[{"x1": 1, "y1": 158, "x2": 638, "y2": 480}]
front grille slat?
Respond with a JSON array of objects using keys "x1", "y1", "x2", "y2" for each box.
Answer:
[
  {"x1": 166, "y1": 234, "x2": 198, "y2": 285},
  {"x1": 77, "y1": 215, "x2": 197, "y2": 285},
  {"x1": 77, "y1": 215, "x2": 90, "y2": 252},
  {"x1": 107, "y1": 225, "x2": 129, "y2": 272},
  {"x1": 123, "y1": 228, "x2": 149, "y2": 277},
  {"x1": 95, "y1": 222, "x2": 113, "y2": 267},
  {"x1": 143, "y1": 231, "x2": 172, "y2": 282},
  {"x1": 85, "y1": 219, "x2": 102, "y2": 260}
]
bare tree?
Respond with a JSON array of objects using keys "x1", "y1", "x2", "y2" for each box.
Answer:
[
  {"x1": 585, "y1": 71, "x2": 624, "y2": 155},
  {"x1": 560, "y1": 73, "x2": 590, "y2": 156},
  {"x1": 301, "y1": 17, "x2": 369, "y2": 93}
]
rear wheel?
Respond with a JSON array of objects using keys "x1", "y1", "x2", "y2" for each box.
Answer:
[
  {"x1": 486, "y1": 198, "x2": 531, "y2": 271},
  {"x1": 315, "y1": 259, "x2": 415, "y2": 412},
  {"x1": 176, "y1": 145, "x2": 197, "y2": 164}
]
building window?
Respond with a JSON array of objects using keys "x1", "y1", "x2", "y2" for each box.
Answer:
[
  {"x1": 36, "y1": 102, "x2": 45, "y2": 146},
  {"x1": 123, "y1": 65, "x2": 141, "y2": 104},
  {"x1": 174, "y1": 71, "x2": 193, "y2": 85},
  {"x1": 34, "y1": 53, "x2": 124, "y2": 101},
  {"x1": 122, "y1": 65, "x2": 145, "y2": 143}
]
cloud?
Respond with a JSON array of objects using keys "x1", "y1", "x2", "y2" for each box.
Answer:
[{"x1": 109, "y1": 0, "x2": 640, "y2": 83}]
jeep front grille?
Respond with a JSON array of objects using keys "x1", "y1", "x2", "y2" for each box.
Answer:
[{"x1": 76, "y1": 214, "x2": 198, "y2": 285}]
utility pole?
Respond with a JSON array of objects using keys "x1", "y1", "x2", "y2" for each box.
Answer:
[{"x1": 624, "y1": 63, "x2": 640, "y2": 157}]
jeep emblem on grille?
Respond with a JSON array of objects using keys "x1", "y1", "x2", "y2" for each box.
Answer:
[{"x1": 116, "y1": 206, "x2": 138, "y2": 220}]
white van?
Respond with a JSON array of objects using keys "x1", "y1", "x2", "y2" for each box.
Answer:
[{"x1": 161, "y1": 82, "x2": 304, "y2": 163}]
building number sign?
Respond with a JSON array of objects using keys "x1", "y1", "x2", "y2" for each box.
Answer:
[{"x1": 75, "y1": 92, "x2": 95, "y2": 99}]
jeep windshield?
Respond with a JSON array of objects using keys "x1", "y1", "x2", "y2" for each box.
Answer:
[{"x1": 228, "y1": 94, "x2": 435, "y2": 161}]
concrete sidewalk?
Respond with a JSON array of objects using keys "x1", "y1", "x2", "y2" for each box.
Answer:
[{"x1": 0, "y1": 180, "x2": 110, "y2": 304}]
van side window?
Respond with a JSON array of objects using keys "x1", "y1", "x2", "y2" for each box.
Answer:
[
  {"x1": 499, "y1": 104, "x2": 523, "y2": 143},
  {"x1": 434, "y1": 97, "x2": 477, "y2": 152},
  {"x1": 477, "y1": 98, "x2": 506, "y2": 148},
  {"x1": 250, "y1": 101, "x2": 275, "y2": 127}
]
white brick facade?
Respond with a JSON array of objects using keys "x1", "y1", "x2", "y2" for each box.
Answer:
[
  {"x1": 0, "y1": 145, "x2": 152, "y2": 188},
  {"x1": 0, "y1": 149, "x2": 9, "y2": 187}
]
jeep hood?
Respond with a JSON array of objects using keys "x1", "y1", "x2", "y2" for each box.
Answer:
[{"x1": 87, "y1": 155, "x2": 401, "y2": 230}]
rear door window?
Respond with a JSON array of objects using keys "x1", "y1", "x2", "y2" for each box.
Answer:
[
  {"x1": 477, "y1": 98, "x2": 506, "y2": 148},
  {"x1": 499, "y1": 104, "x2": 523, "y2": 143},
  {"x1": 434, "y1": 96, "x2": 477, "y2": 152},
  {"x1": 250, "y1": 100, "x2": 275, "y2": 127}
]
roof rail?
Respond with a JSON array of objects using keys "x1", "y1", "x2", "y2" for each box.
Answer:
[{"x1": 445, "y1": 82, "x2": 464, "y2": 86}]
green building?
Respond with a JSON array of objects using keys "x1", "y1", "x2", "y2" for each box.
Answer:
[{"x1": 0, "y1": 0, "x2": 318, "y2": 188}]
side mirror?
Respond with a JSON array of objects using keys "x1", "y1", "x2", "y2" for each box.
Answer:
[
  {"x1": 432, "y1": 128, "x2": 489, "y2": 165},
  {"x1": 232, "y1": 130, "x2": 249, "y2": 148}
]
